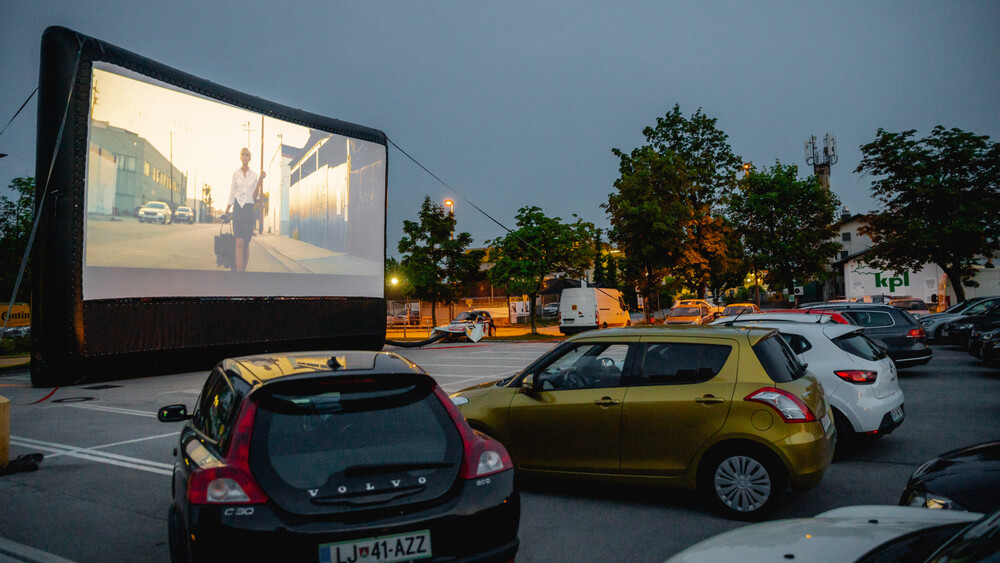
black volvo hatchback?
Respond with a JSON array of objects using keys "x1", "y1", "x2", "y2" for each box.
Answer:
[{"x1": 158, "y1": 351, "x2": 520, "y2": 562}]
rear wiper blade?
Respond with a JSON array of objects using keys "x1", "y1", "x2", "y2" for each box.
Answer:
[{"x1": 343, "y1": 461, "x2": 453, "y2": 477}]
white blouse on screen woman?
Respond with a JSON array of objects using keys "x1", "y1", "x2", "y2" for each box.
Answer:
[{"x1": 229, "y1": 168, "x2": 259, "y2": 207}]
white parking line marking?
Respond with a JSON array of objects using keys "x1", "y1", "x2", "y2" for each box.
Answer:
[
  {"x1": 11, "y1": 435, "x2": 174, "y2": 476},
  {"x1": 55, "y1": 404, "x2": 157, "y2": 417},
  {"x1": 157, "y1": 388, "x2": 202, "y2": 395},
  {"x1": 0, "y1": 535, "x2": 77, "y2": 563}
]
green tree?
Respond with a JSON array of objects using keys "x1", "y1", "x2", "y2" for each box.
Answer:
[
  {"x1": 397, "y1": 196, "x2": 484, "y2": 326},
  {"x1": 855, "y1": 126, "x2": 1000, "y2": 302},
  {"x1": 604, "y1": 147, "x2": 692, "y2": 320},
  {"x1": 617, "y1": 105, "x2": 744, "y2": 299},
  {"x1": 642, "y1": 104, "x2": 743, "y2": 207},
  {"x1": 726, "y1": 162, "x2": 841, "y2": 295},
  {"x1": 0, "y1": 177, "x2": 34, "y2": 303},
  {"x1": 487, "y1": 206, "x2": 594, "y2": 333}
]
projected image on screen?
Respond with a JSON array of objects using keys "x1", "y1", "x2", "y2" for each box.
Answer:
[{"x1": 83, "y1": 63, "x2": 385, "y2": 300}]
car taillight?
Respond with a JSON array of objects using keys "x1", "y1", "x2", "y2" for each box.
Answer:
[
  {"x1": 906, "y1": 327, "x2": 926, "y2": 338},
  {"x1": 433, "y1": 387, "x2": 512, "y2": 479},
  {"x1": 834, "y1": 370, "x2": 877, "y2": 384},
  {"x1": 745, "y1": 387, "x2": 817, "y2": 423},
  {"x1": 187, "y1": 398, "x2": 268, "y2": 505}
]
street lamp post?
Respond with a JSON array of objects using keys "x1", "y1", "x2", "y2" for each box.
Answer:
[
  {"x1": 444, "y1": 199, "x2": 455, "y2": 240},
  {"x1": 742, "y1": 163, "x2": 760, "y2": 307}
]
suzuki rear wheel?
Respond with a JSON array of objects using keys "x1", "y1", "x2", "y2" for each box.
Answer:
[{"x1": 701, "y1": 444, "x2": 786, "y2": 521}]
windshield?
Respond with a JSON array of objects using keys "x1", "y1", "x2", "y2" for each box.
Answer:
[
  {"x1": 670, "y1": 307, "x2": 701, "y2": 317},
  {"x1": 752, "y1": 334, "x2": 806, "y2": 383},
  {"x1": 178, "y1": 207, "x2": 191, "y2": 212},
  {"x1": 832, "y1": 332, "x2": 887, "y2": 361},
  {"x1": 453, "y1": 312, "x2": 475, "y2": 321},
  {"x1": 144, "y1": 202, "x2": 166, "y2": 209},
  {"x1": 723, "y1": 306, "x2": 754, "y2": 315}
]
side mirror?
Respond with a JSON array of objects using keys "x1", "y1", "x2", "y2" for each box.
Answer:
[
  {"x1": 521, "y1": 374, "x2": 535, "y2": 393},
  {"x1": 158, "y1": 404, "x2": 192, "y2": 422}
]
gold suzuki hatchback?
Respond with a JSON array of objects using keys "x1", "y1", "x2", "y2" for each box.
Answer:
[{"x1": 450, "y1": 326, "x2": 836, "y2": 520}]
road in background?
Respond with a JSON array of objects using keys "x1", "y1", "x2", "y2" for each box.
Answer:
[{"x1": 0, "y1": 344, "x2": 996, "y2": 562}]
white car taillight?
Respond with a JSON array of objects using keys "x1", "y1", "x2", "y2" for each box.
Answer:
[
  {"x1": 745, "y1": 387, "x2": 817, "y2": 423},
  {"x1": 834, "y1": 370, "x2": 877, "y2": 384}
]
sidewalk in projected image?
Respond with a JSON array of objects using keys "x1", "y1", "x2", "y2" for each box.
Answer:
[{"x1": 253, "y1": 232, "x2": 380, "y2": 275}]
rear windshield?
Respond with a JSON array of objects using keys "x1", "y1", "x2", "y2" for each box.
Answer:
[
  {"x1": 893, "y1": 300, "x2": 927, "y2": 311},
  {"x1": 832, "y1": 332, "x2": 887, "y2": 361},
  {"x1": 723, "y1": 306, "x2": 754, "y2": 315},
  {"x1": 249, "y1": 375, "x2": 462, "y2": 512},
  {"x1": 670, "y1": 307, "x2": 701, "y2": 317},
  {"x1": 843, "y1": 310, "x2": 895, "y2": 327},
  {"x1": 752, "y1": 334, "x2": 806, "y2": 383}
]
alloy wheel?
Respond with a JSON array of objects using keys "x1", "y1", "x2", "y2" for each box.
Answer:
[{"x1": 713, "y1": 455, "x2": 772, "y2": 512}]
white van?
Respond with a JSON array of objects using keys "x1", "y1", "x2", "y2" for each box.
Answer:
[{"x1": 559, "y1": 288, "x2": 631, "y2": 334}]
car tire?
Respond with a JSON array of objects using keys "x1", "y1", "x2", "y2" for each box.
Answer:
[
  {"x1": 700, "y1": 443, "x2": 786, "y2": 521},
  {"x1": 832, "y1": 410, "x2": 854, "y2": 460},
  {"x1": 488, "y1": 325, "x2": 497, "y2": 337},
  {"x1": 168, "y1": 506, "x2": 193, "y2": 563}
]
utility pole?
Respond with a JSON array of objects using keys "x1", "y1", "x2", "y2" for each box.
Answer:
[
  {"x1": 805, "y1": 134, "x2": 838, "y2": 191},
  {"x1": 169, "y1": 132, "x2": 174, "y2": 211}
]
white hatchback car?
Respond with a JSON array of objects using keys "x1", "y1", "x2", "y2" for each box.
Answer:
[{"x1": 711, "y1": 319, "x2": 905, "y2": 457}]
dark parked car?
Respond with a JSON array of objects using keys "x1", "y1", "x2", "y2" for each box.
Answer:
[
  {"x1": 940, "y1": 302, "x2": 1000, "y2": 349},
  {"x1": 920, "y1": 296, "x2": 1000, "y2": 341},
  {"x1": 804, "y1": 303, "x2": 932, "y2": 368},
  {"x1": 968, "y1": 321, "x2": 1000, "y2": 358},
  {"x1": 982, "y1": 338, "x2": 1000, "y2": 367},
  {"x1": 900, "y1": 440, "x2": 1000, "y2": 513},
  {"x1": 158, "y1": 351, "x2": 520, "y2": 562}
]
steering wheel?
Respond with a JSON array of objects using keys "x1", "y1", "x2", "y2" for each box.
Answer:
[{"x1": 561, "y1": 368, "x2": 587, "y2": 389}]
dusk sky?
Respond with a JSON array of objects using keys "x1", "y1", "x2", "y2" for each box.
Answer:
[{"x1": 2, "y1": 1, "x2": 998, "y2": 259}]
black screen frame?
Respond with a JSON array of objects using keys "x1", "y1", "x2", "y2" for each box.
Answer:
[{"x1": 32, "y1": 26, "x2": 387, "y2": 387}]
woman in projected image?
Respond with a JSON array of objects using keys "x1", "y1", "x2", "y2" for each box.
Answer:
[{"x1": 225, "y1": 147, "x2": 266, "y2": 271}]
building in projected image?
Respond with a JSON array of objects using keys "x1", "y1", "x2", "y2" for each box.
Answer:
[
  {"x1": 287, "y1": 131, "x2": 384, "y2": 258},
  {"x1": 86, "y1": 120, "x2": 188, "y2": 216}
]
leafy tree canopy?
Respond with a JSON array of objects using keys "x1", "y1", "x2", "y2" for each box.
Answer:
[
  {"x1": 397, "y1": 196, "x2": 484, "y2": 325},
  {"x1": 1, "y1": 177, "x2": 34, "y2": 303},
  {"x1": 855, "y1": 126, "x2": 1000, "y2": 302},
  {"x1": 726, "y1": 162, "x2": 841, "y2": 293},
  {"x1": 604, "y1": 146, "x2": 693, "y2": 314},
  {"x1": 642, "y1": 104, "x2": 743, "y2": 206},
  {"x1": 487, "y1": 206, "x2": 594, "y2": 332}
]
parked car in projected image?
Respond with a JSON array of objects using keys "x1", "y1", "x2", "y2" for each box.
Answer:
[
  {"x1": 158, "y1": 351, "x2": 520, "y2": 562},
  {"x1": 137, "y1": 201, "x2": 172, "y2": 224},
  {"x1": 173, "y1": 205, "x2": 194, "y2": 224}
]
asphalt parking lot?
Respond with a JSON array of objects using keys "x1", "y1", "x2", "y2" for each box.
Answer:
[{"x1": 0, "y1": 342, "x2": 997, "y2": 562}]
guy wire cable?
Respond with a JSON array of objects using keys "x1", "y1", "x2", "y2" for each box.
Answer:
[
  {"x1": 1, "y1": 34, "x2": 86, "y2": 345},
  {"x1": 0, "y1": 88, "x2": 37, "y2": 139}
]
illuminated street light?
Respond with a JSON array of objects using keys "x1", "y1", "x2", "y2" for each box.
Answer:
[
  {"x1": 444, "y1": 199, "x2": 454, "y2": 239},
  {"x1": 390, "y1": 277, "x2": 399, "y2": 286}
]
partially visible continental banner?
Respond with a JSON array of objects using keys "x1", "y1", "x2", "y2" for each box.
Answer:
[{"x1": 1, "y1": 304, "x2": 30, "y2": 327}]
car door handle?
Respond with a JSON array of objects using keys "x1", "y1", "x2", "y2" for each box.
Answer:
[
  {"x1": 694, "y1": 395, "x2": 725, "y2": 404},
  {"x1": 594, "y1": 397, "x2": 621, "y2": 406}
]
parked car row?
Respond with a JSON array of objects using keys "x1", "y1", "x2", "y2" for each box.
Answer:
[
  {"x1": 136, "y1": 201, "x2": 196, "y2": 224},
  {"x1": 924, "y1": 295, "x2": 1000, "y2": 368},
  {"x1": 156, "y1": 300, "x2": 999, "y2": 560}
]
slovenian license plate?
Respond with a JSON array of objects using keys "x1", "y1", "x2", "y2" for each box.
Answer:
[
  {"x1": 821, "y1": 413, "x2": 834, "y2": 435},
  {"x1": 890, "y1": 406, "x2": 904, "y2": 423},
  {"x1": 319, "y1": 530, "x2": 431, "y2": 563}
]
